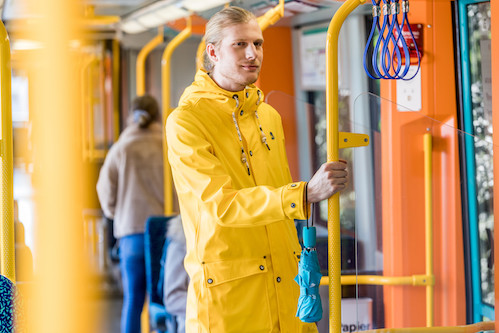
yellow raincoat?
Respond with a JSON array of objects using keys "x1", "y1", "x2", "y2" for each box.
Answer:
[{"x1": 166, "y1": 69, "x2": 317, "y2": 333}]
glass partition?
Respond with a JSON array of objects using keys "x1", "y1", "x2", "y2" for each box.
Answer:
[{"x1": 266, "y1": 90, "x2": 495, "y2": 331}]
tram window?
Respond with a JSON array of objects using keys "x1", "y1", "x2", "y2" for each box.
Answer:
[
  {"x1": 458, "y1": 0, "x2": 494, "y2": 321},
  {"x1": 466, "y1": 0, "x2": 493, "y2": 308}
]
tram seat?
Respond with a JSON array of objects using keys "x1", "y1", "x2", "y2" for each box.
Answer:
[
  {"x1": 0, "y1": 275, "x2": 23, "y2": 332},
  {"x1": 144, "y1": 215, "x2": 177, "y2": 333}
]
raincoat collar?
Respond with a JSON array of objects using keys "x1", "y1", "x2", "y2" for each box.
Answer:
[{"x1": 179, "y1": 69, "x2": 264, "y2": 115}]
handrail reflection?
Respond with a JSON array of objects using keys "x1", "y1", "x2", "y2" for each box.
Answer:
[{"x1": 361, "y1": 321, "x2": 494, "y2": 333}]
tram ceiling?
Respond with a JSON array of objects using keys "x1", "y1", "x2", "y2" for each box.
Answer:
[
  {"x1": 1, "y1": 0, "x2": 368, "y2": 25},
  {"x1": 0, "y1": 0, "x2": 370, "y2": 46}
]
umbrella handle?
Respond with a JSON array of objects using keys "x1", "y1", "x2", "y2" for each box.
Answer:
[{"x1": 303, "y1": 226, "x2": 317, "y2": 248}]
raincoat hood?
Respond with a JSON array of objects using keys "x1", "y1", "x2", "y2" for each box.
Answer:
[{"x1": 178, "y1": 69, "x2": 264, "y2": 115}]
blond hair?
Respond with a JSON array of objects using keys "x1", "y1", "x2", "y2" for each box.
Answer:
[{"x1": 203, "y1": 6, "x2": 256, "y2": 71}]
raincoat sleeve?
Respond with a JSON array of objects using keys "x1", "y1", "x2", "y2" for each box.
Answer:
[
  {"x1": 166, "y1": 110, "x2": 308, "y2": 228},
  {"x1": 96, "y1": 145, "x2": 119, "y2": 219}
]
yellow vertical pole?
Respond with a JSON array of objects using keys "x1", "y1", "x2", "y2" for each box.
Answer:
[
  {"x1": 0, "y1": 20, "x2": 15, "y2": 282},
  {"x1": 136, "y1": 27, "x2": 164, "y2": 96},
  {"x1": 28, "y1": 0, "x2": 92, "y2": 332},
  {"x1": 161, "y1": 17, "x2": 191, "y2": 215},
  {"x1": 195, "y1": 37, "x2": 205, "y2": 72},
  {"x1": 424, "y1": 132, "x2": 434, "y2": 326},
  {"x1": 112, "y1": 39, "x2": 120, "y2": 142},
  {"x1": 325, "y1": 0, "x2": 365, "y2": 331},
  {"x1": 88, "y1": 59, "x2": 97, "y2": 159}
]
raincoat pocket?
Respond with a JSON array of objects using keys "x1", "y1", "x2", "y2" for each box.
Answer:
[{"x1": 203, "y1": 257, "x2": 273, "y2": 333}]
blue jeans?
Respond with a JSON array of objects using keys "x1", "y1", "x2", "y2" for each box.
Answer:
[{"x1": 119, "y1": 234, "x2": 146, "y2": 333}]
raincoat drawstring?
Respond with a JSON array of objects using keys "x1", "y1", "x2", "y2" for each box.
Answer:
[
  {"x1": 255, "y1": 90, "x2": 271, "y2": 151},
  {"x1": 232, "y1": 95, "x2": 251, "y2": 175},
  {"x1": 231, "y1": 91, "x2": 272, "y2": 176}
]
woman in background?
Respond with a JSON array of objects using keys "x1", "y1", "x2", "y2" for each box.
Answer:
[{"x1": 97, "y1": 95, "x2": 164, "y2": 333}]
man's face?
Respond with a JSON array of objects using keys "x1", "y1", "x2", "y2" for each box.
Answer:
[{"x1": 207, "y1": 19, "x2": 264, "y2": 92}]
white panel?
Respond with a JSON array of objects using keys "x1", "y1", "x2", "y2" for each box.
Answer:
[{"x1": 396, "y1": 66, "x2": 422, "y2": 111}]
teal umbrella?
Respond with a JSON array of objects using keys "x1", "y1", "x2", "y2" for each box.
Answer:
[{"x1": 294, "y1": 225, "x2": 323, "y2": 323}]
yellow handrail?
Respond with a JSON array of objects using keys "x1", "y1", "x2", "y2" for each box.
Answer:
[
  {"x1": 321, "y1": 274, "x2": 434, "y2": 286},
  {"x1": 136, "y1": 27, "x2": 164, "y2": 96},
  {"x1": 424, "y1": 133, "x2": 434, "y2": 327},
  {"x1": 361, "y1": 321, "x2": 495, "y2": 333},
  {"x1": 0, "y1": 20, "x2": 15, "y2": 282},
  {"x1": 83, "y1": 5, "x2": 120, "y2": 26},
  {"x1": 256, "y1": 0, "x2": 284, "y2": 31},
  {"x1": 325, "y1": 0, "x2": 365, "y2": 331},
  {"x1": 162, "y1": 17, "x2": 192, "y2": 215}
]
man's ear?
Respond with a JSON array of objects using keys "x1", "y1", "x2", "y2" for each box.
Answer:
[{"x1": 206, "y1": 43, "x2": 218, "y2": 63}]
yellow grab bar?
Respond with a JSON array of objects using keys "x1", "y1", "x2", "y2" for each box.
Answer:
[
  {"x1": 361, "y1": 321, "x2": 494, "y2": 333},
  {"x1": 320, "y1": 275, "x2": 435, "y2": 286},
  {"x1": 424, "y1": 133, "x2": 434, "y2": 327},
  {"x1": 325, "y1": 0, "x2": 365, "y2": 331},
  {"x1": 161, "y1": 17, "x2": 192, "y2": 215},
  {"x1": 136, "y1": 27, "x2": 164, "y2": 96},
  {"x1": 0, "y1": 20, "x2": 15, "y2": 282}
]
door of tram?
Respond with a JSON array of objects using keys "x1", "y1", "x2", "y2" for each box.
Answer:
[{"x1": 456, "y1": 0, "x2": 494, "y2": 323}]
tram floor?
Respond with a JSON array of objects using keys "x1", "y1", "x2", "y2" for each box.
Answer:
[{"x1": 92, "y1": 295, "x2": 122, "y2": 333}]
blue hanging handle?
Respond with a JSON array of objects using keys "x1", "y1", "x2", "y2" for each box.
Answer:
[
  {"x1": 364, "y1": 0, "x2": 421, "y2": 80},
  {"x1": 303, "y1": 226, "x2": 317, "y2": 249},
  {"x1": 363, "y1": 0, "x2": 382, "y2": 79},
  {"x1": 372, "y1": 0, "x2": 391, "y2": 79},
  {"x1": 381, "y1": 0, "x2": 404, "y2": 79}
]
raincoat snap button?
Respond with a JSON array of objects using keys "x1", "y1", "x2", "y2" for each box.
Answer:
[
  {"x1": 246, "y1": 92, "x2": 249, "y2": 97},
  {"x1": 276, "y1": 277, "x2": 281, "y2": 282},
  {"x1": 207, "y1": 278, "x2": 213, "y2": 284},
  {"x1": 259, "y1": 265, "x2": 265, "y2": 270},
  {"x1": 291, "y1": 184, "x2": 297, "y2": 187},
  {"x1": 291, "y1": 203, "x2": 296, "y2": 208},
  {"x1": 249, "y1": 151, "x2": 253, "y2": 156},
  {"x1": 240, "y1": 110, "x2": 244, "y2": 116}
]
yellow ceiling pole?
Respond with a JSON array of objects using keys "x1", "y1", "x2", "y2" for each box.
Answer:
[
  {"x1": 256, "y1": 0, "x2": 284, "y2": 31},
  {"x1": 0, "y1": 20, "x2": 15, "y2": 282},
  {"x1": 136, "y1": 26, "x2": 164, "y2": 96},
  {"x1": 83, "y1": 4, "x2": 120, "y2": 26},
  {"x1": 162, "y1": 17, "x2": 192, "y2": 215},
  {"x1": 325, "y1": 0, "x2": 366, "y2": 332}
]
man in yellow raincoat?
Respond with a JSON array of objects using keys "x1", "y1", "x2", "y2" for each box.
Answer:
[{"x1": 166, "y1": 6, "x2": 348, "y2": 332}]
